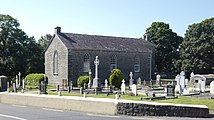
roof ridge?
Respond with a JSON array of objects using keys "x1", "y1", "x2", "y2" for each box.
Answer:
[{"x1": 63, "y1": 32, "x2": 142, "y2": 40}]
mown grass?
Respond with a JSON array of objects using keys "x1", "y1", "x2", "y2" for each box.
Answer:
[{"x1": 25, "y1": 85, "x2": 214, "y2": 110}]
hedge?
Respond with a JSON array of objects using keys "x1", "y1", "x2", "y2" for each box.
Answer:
[
  {"x1": 77, "y1": 76, "x2": 89, "y2": 88},
  {"x1": 109, "y1": 69, "x2": 124, "y2": 89},
  {"x1": 25, "y1": 74, "x2": 47, "y2": 86}
]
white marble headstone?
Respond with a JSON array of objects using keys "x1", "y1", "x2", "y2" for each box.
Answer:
[
  {"x1": 210, "y1": 81, "x2": 214, "y2": 94},
  {"x1": 131, "y1": 84, "x2": 137, "y2": 96}
]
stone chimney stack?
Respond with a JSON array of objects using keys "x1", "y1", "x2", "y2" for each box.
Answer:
[{"x1": 54, "y1": 26, "x2": 61, "y2": 34}]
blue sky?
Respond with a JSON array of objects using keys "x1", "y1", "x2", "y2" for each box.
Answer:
[{"x1": 1, "y1": 0, "x2": 214, "y2": 40}]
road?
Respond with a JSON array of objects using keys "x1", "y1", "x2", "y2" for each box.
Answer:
[{"x1": 0, "y1": 103, "x2": 213, "y2": 120}]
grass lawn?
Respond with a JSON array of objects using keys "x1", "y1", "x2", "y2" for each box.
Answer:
[
  {"x1": 157, "y1": 96, "x2": 214, "y2": 110},
  {"x1": 24, "y1": 85, "x2": 214, "y2": 110}
]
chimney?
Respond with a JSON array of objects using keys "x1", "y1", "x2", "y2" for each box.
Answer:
[{"x1": 54, "y1": 26, "x2": 61, "y2": 34}]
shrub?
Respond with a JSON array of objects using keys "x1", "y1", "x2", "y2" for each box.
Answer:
[
  {"x1": 77, "y1": 76, "x2": 89, "y2": 88},
  {"x1": 109, "y1": 69, "x2": 124, "y2": 89},
  {"x1": 25, "y1": 74, "x2": 47, "y2": 86}
]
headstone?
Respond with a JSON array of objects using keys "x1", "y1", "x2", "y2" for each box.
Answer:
[
  {"x1": 150, "y1": 80, "x2": 153, "y2": 88},
  {"x1": 143, "y1": 80, "x2": 146, "y2": 87},
  {"x1": 18, "y1": 72, "x2": 21, "y2": 86},
  {"x1": 200, "y1": 80, "x2": 206, "y2": 92},
  {"x1": 39, "y1": 81, "x2": 47, "y2": 94},
  {"x1": 190, "y1": 72, "x2": 194, "y2": 83},
  {"x1": 210, "y1": 81, "x2": 214, "y2": 94},
  {"x1": 121, "y1": 79, "x2": 126, "y2": 94},
  {"x1": 92, "y1": 56, "x2": 100, "y2": 88},
  {"x1": 104, "y1": 79, "x2": 108, "y2": 88},
  {"x1": 129, "y1": 72, "x2": 133, "y2": 87},
  {"x1": 80, "y1": 87, "x2": 83, "y2": 94},
  {"x1": 7, "y1": 81, "x2": 10, "y2": 92},
  {"x1": 69, "y1": 81, "x2": 73, "y2": 90},
  {"x1": 15, "y1": 75, "x2": 19, "y2": 88},
  {"x1": 166, "y1": 85, "x2": 175, "y2": 97},
  {"x1": 180, "y1": 71, "x2": 185, "y2": 89},
  {"x1": 13, "y1": 83, "x2": 16, "y2": 93},
  {"x1": 83, "y1": 83, "x2": 87, "y2": 89},
  {"x1": 0, "y1": 76, "x2": 7, "y2": 91},
  {"x1": 156, "y1": 74, "x2": 161, "y2": 86},
  {"x1": 183, "y1": 87, "x2": 190, "y2": 95},
  {"x1": 88, "y1": 70, "x2": 92, "y2": 89},
  {"x1": 185, "y1": 79, "x2": 189, "y2": 86},
  {"x1": 131, "y1": 84, "x2": 137, "y2": 96},
  {"x1": 175, "y1": 74, "x2": 182, "y2": 94},
  {"x1": 22, "y1": 79, "x2": 25, "y2": 89},
  {"x1": 137, "y1": 77, "x2": 141, "y2": 86}
]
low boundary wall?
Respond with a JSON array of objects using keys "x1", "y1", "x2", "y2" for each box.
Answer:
[{"x1": 0, "y1": 93, "x2": 209, "y2": 117}]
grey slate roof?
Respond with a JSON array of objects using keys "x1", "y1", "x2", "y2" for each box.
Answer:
[{"x1": 57, "y1": 32, "x2": 155, "y2": 53}]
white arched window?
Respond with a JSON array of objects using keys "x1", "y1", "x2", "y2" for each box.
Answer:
[
  {"x1": 110, "y1": 55, "x2": 117, "y2": 71},
  {"x1": 83, "y1": 53, "x2": 90, "y2": 72},
  {"x1": 53, "y1": 51, "x2": 58, "y2": 75},
  {"x1": 134, "y1": 56, "x2": 140, "y2": 72}
]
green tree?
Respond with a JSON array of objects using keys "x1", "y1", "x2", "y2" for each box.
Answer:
[
  {"x1": 0, "y1": 14, "x2": 44, "y2": 78},
  {"x1": 38, "y1": 34, "x2": 52, "y2": 50},
  {"x1": 109, "y1": 69, "x2": 124, "y2": 89},
  {"x1": 178, "y1": 18, "x2": 214, "y2": 74},
  {"x1": 145, "y1": 22, "x2": 183, "y2": 73}
]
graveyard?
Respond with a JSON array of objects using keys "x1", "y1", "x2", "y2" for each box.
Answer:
[{"x1": 0, "y1": 56, "x2": 214, "y2": 117}]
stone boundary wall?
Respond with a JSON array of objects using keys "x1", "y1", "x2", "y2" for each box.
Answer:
[
  {"x1": 117, "y1": 102, "x2": 209, "y2": 118},
  {"x1": 0, "y1": 93, "x2": 209, "y2": 117},
  {"x1": 0, "y1": 93, "x2": 117, "y2": 115}
]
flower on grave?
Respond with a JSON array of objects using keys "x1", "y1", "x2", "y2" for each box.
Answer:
[{"x1": 127, "y1": 91, "x2": 134, "y2": 96}]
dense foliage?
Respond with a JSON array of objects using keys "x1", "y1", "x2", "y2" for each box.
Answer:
[
  {"x1": 77, "y1": 76, "x2": 89, "y2": 88},
  {"x1": 177, "y1": 18, "x2": 214, "y2": 74},
  {"x1": 0, "y1": 14, "x2": 52, "y2": 79},
  {"x1": 25, "y1": 74, "x2": 46, "y2": 86},
  {"x1": 145, "y1": 22, "x2": 183, "y2": 73},
  {"x1": 109, "y1": 69, "x2": 124, "y2": 89}
]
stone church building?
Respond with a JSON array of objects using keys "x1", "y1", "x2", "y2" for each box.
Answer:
[{"x1": 45, "y1": 27, "x2": 155, "y2": 86}]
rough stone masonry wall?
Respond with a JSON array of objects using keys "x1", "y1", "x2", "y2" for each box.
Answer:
[{"x1": 117, "y1": 102, "x2": 209, "y2": 118}]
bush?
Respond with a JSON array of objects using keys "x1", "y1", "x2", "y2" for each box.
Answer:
[
  {"x1": 77, "y1": 76, "x2": 89, "y2": 88},
  {"x1": 109, "y1": 69, "x2": 124, "y2": 89},
  {"x1": 25, "y1": 74, "x2": 47, "y2": 86}
]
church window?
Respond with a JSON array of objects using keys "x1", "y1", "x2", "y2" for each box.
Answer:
[
  {"x1": 53, "y1": 51, "x2": 58, "y2": 75},
  {"x1": 83, "y1": 53, "x2": 90, "y2": 72},
  {"x1": 134, "y1": 56, "x2": 140, "y2": 72},
  {"x1": 110, "y1": 55, "x2": 117, "y2": 71}
]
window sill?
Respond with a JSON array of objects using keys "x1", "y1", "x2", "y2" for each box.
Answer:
[{"x1": 53, "y1": 73, "x2": 58, "y2": 76}]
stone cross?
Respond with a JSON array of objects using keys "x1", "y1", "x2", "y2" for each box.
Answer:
[
  {"x1": 94, "y1": 56, "x2": 99, "y2": 79},
  {"x1": 92, "y1": 56, "x2": 99, "y2": 88},
  {"x1": 104, "y1": 79, "x2": 108, "y2": 88},
  {"x1": 121, "y1": 79, "x2": 126, "y2": 94}
]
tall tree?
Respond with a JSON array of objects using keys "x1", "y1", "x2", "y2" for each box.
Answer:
[
  {"x1": 178, "y1": 18, "x2": 214, "y2": 74},
  {"x1": 0, "y1": 14, "x2": 44, "y2": 78},
  {"x1": 38, "y1": 34, "x2": 52, "y2": 50},
  {"x1": 145, "y1": 22, "x2": 183, "y2": 73}
]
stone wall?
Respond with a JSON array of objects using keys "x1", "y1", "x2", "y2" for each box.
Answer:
[
  {"x1": 45, "y1": 35, "x2": 68, "y2": 86},
  {"x1": 0, "y1": 93, "x2": 210, "y2": 118},
  {"x1": 116, "y1": 102, "x2": 209, "y2": 118},
  {"x1": 68, "y1": 49, "x2": 153, "y2": 86}
]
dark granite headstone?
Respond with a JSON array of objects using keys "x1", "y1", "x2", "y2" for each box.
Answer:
[
  {"x1": 0, "y1": 76, "x2": 7, "y2": 92},
  {"x1": 166, "y1": 85, "x2": 175, "y2": 97}
]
